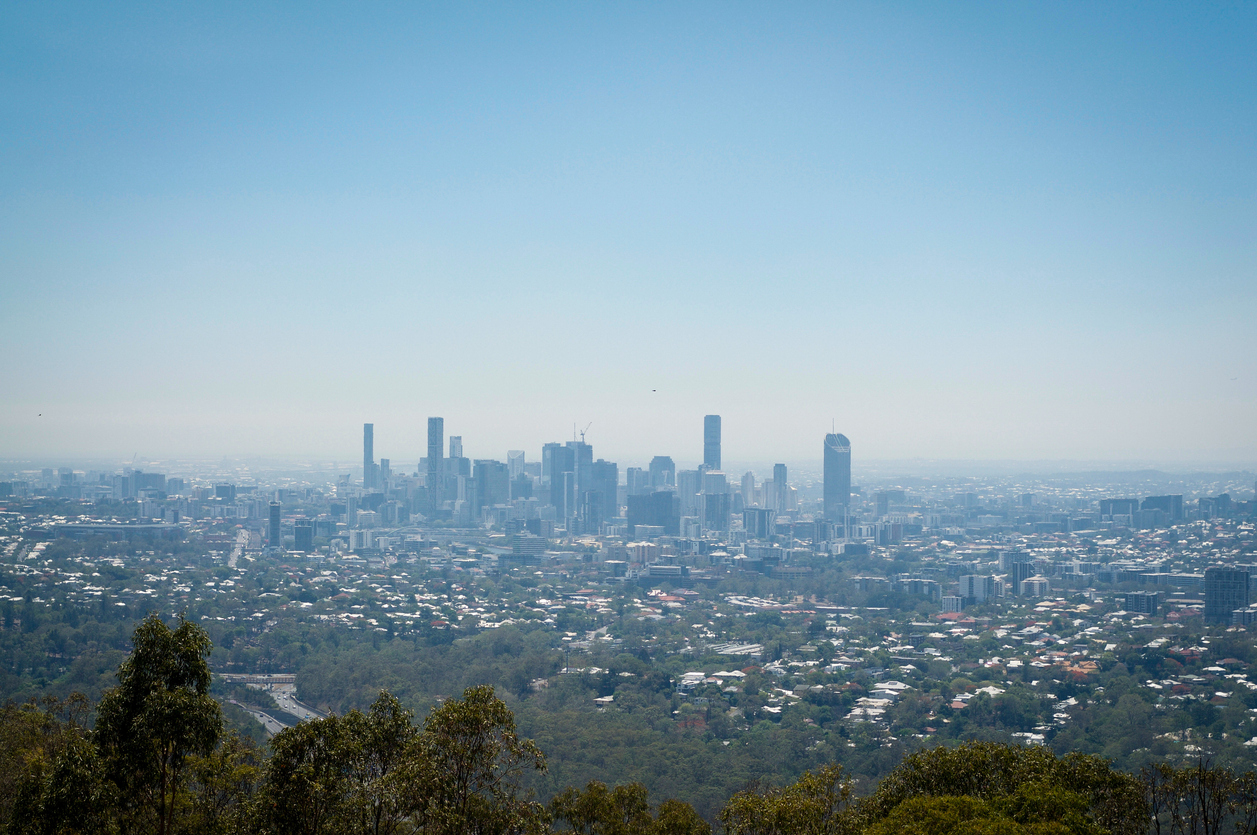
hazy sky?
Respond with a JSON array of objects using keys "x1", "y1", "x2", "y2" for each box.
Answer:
[{"x1": 2, "y1": 3, "x2": 1255, "y2": 468}]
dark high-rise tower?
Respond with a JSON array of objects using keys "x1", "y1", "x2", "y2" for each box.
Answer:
[
  {"x1": 703, "y1": 415, "x2": 721, "y2": 470},
  {"x1": 823, "y1": 433, "x2": 851, "y2": 519},
  {"x1": 363, "y1": 423, "x2": 375, "y2": 489},
  {"x1": 294, "y1": 519, "x2": 314, "y2": 552},
  {"x1": 427, "y1": 417, "x2": 444, "y2": 509},
  {"x1": 268, "y1": 501, "x2": 282, "y2": 550}
]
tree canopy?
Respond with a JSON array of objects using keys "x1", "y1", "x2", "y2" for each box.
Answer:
[{"x1": 7, "y1": 614, "x2": 1257, "y2": 835}]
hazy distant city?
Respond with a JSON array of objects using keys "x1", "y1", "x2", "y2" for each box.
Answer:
[
  {"x1": 3, "y1": 3, "x2": 1257, "y2": 829},
  {"x1": 5, "y1": 413, "x2": 1256, "y2": 642}
]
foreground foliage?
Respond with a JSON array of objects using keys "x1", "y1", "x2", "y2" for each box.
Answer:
[{"x1": 6, "y1": 615, "x2": 1257, "y2": 835}]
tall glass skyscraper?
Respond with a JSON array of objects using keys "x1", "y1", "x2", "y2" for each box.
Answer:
[
  {"x1": 427, "y1": 417, "x2": 444, "y2": 509},
  {"x1": 363, "y1": 423, "x2": 375, "y2": 489},
  {"x1": 703, "y1": 415, "x2": 721, "y2": 470},
  {"x1": 823, "y1": 433, "x2": 851, "y2": 519}
]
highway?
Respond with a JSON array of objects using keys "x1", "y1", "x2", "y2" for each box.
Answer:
[
  {"x1": 272, "y1": 685, "x2": 325, "y2": 722},
  {"x1": 231, "y1": 701, "x2": 289, "y2": 735}
]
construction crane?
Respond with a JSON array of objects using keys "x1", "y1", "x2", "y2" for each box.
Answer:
[{"x1": 579, "y1": 422, "x2": 592, "y2": 444}]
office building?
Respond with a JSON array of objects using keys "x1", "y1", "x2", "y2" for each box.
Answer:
[
  {"x1": 427, "y1": 417, "x2": 444, "y2": 511},
  {"x1": 363, "y1": 423, "x2": 375, "y2": 489},
  {"x1": 703, "y1": 492, "x2": 731, "y2": 532},
  {"x1": 649, "y1": 456, "x2": 675, "y2": 489},
  {"x1": 1124, "y1": 591, "x2": 1160, "y2": 615},
  {"x1": 449, "y1": 436, "x2": 463, "y2": 459},
  {"x1": 703, "y1": 415, "x2": 721, "y2": 470},
  {"x1": 676, "y1": 469, "x2": 701, "y2": 517},
  {"x1": 268, "y1": 501, "x2": 282, "y2": 550},
  {"x1": 472, "y1": 460, "x2": 511, "y2": 513},
  {"x1": 627, "y1": 491, "x2": 679, "y2": 537},
  {"x1": 567, "y1": 440, "x2": 593, "y2": 498},
  {"x1": 700, "y1": 470, "x2": 730, "y2": 531},
  {"x1": 1205, "y1": 567, "x2": 1249, "y2": 623},
  {"x1": 507, "y1": 450, "x2": 525, "y2": 479},
  {"x1": 740, "y1": 471, "x2": 755, "y2": 506},
  {"x1": 743, "y1": 507, "x2": 774, "y2": 540},
  {"x1": 133, "y1": 471, "x2": 166, "y2": 493},
  {"x1": 896, "y1": 577, "x2": 942, "y2": 601},
  {"x1": 772, "y1": 464, "x2": 788, "y2": 513},
  {"x1": 1020, "y1": 576, "x2": 1050, "y2": 597},
  {"x1": 1141, "y1": 495, "x2": 1184, "y2": 522},
  {"x1": 543, "y1": 443, "x2": 577, "y2": 518},
  {"x1": 875, "y1": 490, "x2": 905, "y2": 518},
  {"x1": 702, "y1": 470, "x2": 728, "y2": 496},
  {"x1": 1099, "y1": 498, "x2": 1139, "y2": 521},
  {"x1": 823, "y1": 433, "x2": 851, "y2": 519},
  {"x1": 958, "y1": 574, "x2": 996, "y2": 605},
  {"x1": 587, "y1": 459, "x2": 619, "y2": 527},
  {"x1": 294, "y1": 520, "x2": 314, "y2": 552},
  {"x1": 626, "y1": 467, "x2": 650, "y2": 496},
  {"x1": 999, "y1": 550, "x2": 1035, "y2": 593}
]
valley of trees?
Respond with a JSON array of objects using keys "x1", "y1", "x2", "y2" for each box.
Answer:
[{"x1": 5, "y1": 614, "x2": 1257, "y2": 835}]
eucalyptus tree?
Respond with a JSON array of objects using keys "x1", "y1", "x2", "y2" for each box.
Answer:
[{"x1": 94, "y1": 613, "x2": 223, "y2": 835}]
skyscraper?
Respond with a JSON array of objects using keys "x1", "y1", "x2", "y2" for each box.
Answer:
[
  {"x1": 648, "y1": 456, "x2": 675, "y2": 489},
  {"x1": 703, "y1": 415, "x2": 721, "y2": 470},
  {"x1": 626, "y1": 467, "x2": 650, "y2": 496},
  {"x1": 772, "y1": 463, "x2": 788, "y2": 513},
  {"x1": 740, "y1": 471, "x2": 755, "y2": 506},
  {"x1": 268, "y1": 501, "x2": 282, "y2": 550},
  {"x1": 294, "y1": 520, "x2": 314, "y2": 552},
  {"x1": 823, "y1": 433, "x2": 851, "y2": 519},
  {"x1": 743, "y1": 507, "x2": 774, "y2": 539},
  {"x1": 449, "y1": 436, "x2": 463, "y2": 459},
  {"x1": 676, "y1": 469, "x2": 701, "y2": 518},
  {"x1": 427, "y1": 417, "x2": 444, "y2": 510},
  {"x1": 507, "y1": 450, "x2": 525, "y2": 479},
  {"x1": 701, "y1": 470, "x2": 730, "y2": 532},
  {"x1": 543, "y1": 442, "x2": 576, "y2": 518},
  {"x1": 627, "y1": 491, "x2": 680, "y2": 537},
  {"x1": 472, "y1": 459, "x2": 510, "y2": 512},
  {"x1": 586, "y1": 459, "x2": 619, "y2": 529},
  {"x1": 567, "y1": 440, "x2": 593, "y2": 506},
  {"x1": 363, "y1": 423, "x2": 375, "y2": 489}
]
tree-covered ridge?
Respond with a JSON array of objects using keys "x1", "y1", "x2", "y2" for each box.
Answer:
[{"x1": 6, "y1": 615, "x2": 1257, "y2": 835}]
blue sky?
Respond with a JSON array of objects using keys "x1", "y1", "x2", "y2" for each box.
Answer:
[{"x1": 2, "y1": 2, "x2": 1254, "y2": 467}]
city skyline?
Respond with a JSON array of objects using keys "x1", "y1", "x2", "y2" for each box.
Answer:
[{"x1": 2, "y1": 5, "x2": 1255, "y2": 464}]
